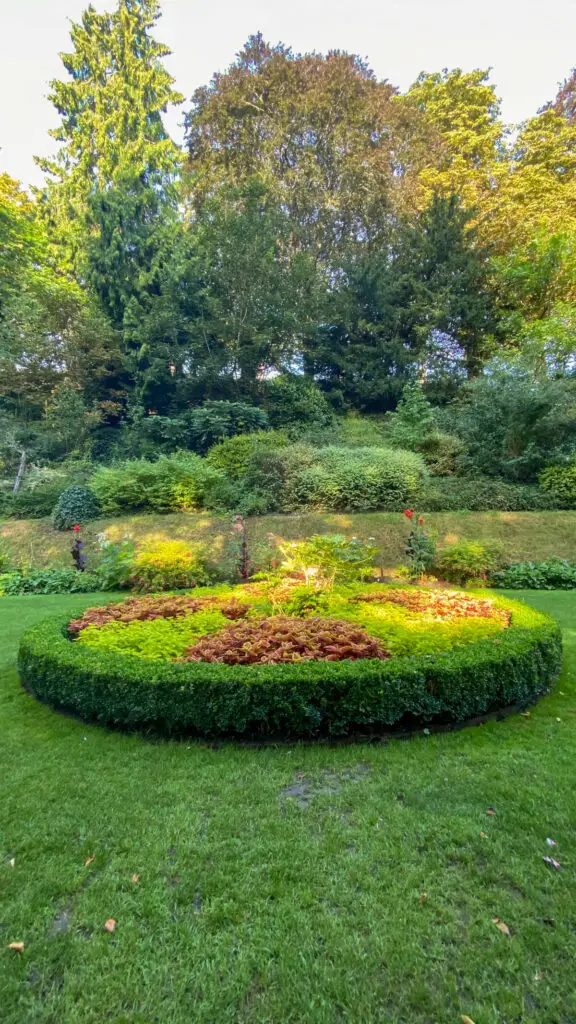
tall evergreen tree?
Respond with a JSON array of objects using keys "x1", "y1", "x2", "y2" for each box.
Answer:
[{"x1": 37, "y1": 0, "x2": 183, "y2": 325}]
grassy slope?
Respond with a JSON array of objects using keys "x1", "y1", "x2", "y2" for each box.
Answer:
[
  {"x1": 1, "y1": 592, "x2": 576, "y2": 1022},
  {"x1": 2, "y1": 509, "x2": 576, "y2": 570}
]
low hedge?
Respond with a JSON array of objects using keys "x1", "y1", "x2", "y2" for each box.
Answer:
[{"x1": 18, "y1": 597, "x2": 562, "y2": 737}]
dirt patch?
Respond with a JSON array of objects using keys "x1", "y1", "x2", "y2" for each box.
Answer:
[{"x1": 279, "y1": 763, "x2": 371, "y2": 809}]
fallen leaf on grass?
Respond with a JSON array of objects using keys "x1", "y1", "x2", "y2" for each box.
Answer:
[
  {"x1": 461, "y1": 1016, "x2": 476, "y2": 1024},
  {"x1": 131, "y1": 874, "x2": 140, "y2": 884},
  {"x1": 104, "y1": 919, "x2": 116, "y2": 933},
  {"x1": 8, "y1": 858, "x2": 15, "y2": 868},
  {"x1": 480, "y1": 832, "x2": 488, "y2": 838},
  {"x1": 418, "y1": 892, "x2": 428, "y2": 904},
  {"x1": 546, "y1": 838, "x2": 557, "y2": 847},
  {"x1": 84, "y1": 855, "x2": 95, "y2": 867},
  {"x1": 520, "y1": 711, "x2": 531, "y2": 718},
  {"x1": 8, "y1": 942, "x2": 24, "y2": 952},
  {"x1": 486, "y1": 808, "x2": 496, "y2": 816},
  {"x1": 492, "y1": 917, "x2": 511, "y2": 936},
  {"x1": 543, "y1": 857, "x2": 561, "y2": 870},
  {"x1": 534, "y1": 971, "x2": 544, "y2": 982}
]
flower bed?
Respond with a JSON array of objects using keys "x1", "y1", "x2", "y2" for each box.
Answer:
[{"x1": 18, "y1": 584, "x2": 562, "y2": 737}]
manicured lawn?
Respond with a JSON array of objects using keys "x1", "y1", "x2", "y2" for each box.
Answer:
[
  {"x1": 1, "y1": 591, "x2": 576, "y2": 1023},
  {"x1": 3, "y1": 509, "x2": 576, "y2": 571}
]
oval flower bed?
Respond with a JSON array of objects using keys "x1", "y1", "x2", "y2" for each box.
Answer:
[{"x1": 18, "y1": 583, "x2": 562, "y2": 737}]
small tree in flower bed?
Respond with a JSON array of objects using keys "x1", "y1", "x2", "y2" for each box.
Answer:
[
  {"x1": 184, "y1": 616, "x2": 390, "y2": 664},
  {"x1": 278, "y1": 534, "x2": 379, "y2": 587}
]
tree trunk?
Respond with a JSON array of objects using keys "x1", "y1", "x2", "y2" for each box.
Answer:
[{"x1": 12, "y1": 450, "x2": 26, "y2": 495}]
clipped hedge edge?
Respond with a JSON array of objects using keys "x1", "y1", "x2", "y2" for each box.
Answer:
[{"x1": 17, "y1": 598, "x2": 562, "y2": 737}]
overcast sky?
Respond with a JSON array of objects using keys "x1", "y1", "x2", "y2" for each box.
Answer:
[{"x1": 1, "y1": 0, "x2": 574, "y2": 187}]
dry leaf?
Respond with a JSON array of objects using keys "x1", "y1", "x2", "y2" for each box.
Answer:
[
  {"x1": 492, "y1": 917, "x2": 511, "y2": 936},
  {"x1": 8, "y1": 942, "x2": 24, "y2": 952},
  {"x1": 543, "y1": 856, "x2": 561, "y2": 870},
  {"x1": 84, "y1": 855, "x2": 95, "y2": 867},
  {"x1": 534, "y1": 971, "x2": 544, "y2": 982},
  {"x1": 418, "y1": 892, "x2": 428, "y2": 904},
  {"x1": 486, "y1": 808, "x2": 496, "y2": 816},
  {"x1": 480, "y1": 832, "x2": 488, "y2": 838},
  {"x1": 520, "y1": 711, "x2": 531, "y2": 717},
  {"x1": 131, "y1": 874, "x2": 140, "y2": 884},
  {"x1": 104, "y1": 918, "x2": 116, "y2": 933},
  {"x1": 461, "y1": 1017, "x2": 476, "y2": 1024}
]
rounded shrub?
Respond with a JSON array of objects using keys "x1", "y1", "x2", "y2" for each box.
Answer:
[
  {"x1": 18, "y1": 592, "x2": 561, "y2": 738},
  {"x1": 539, "y1": 462, "x2": 576, "y2": 506},
  {"x1": 51, "y1": 486, "x2": 101, "y2": 530},
  {"x1": 287, "y1": 446, "x2": 428, "y2": 512}
]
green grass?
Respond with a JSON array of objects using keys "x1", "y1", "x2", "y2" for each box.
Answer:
[
  {"x1": 3, "y1": 509, "x2": 576, "y2": 571},
  {"x1": 1, "y1": 591, "x2": 576, "y2": 1022}
]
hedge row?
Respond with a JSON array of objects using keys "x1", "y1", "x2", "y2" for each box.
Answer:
[{"x1": 18, "y1": 599, "x2": 562, "y2": 737}]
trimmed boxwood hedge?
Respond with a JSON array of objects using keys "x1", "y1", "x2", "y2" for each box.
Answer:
[{"x1": 18, "y1": 597, "x2": 562, "y2": 737}]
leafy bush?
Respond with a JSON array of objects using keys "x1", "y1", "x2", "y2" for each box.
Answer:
[
  {"x1": 129, "y1": 540, "x2": 212, "y2": 592},
  {"x1": 1, "y1": 568, "x2": 103, "y2": 596},
  {"x1": 448, "y1": 363, "x2": 576, "y2": 482},
  {"x1": 435, "y1": 541, "x2": 503, "y2": 584},
  {"x1": 418, "y1": 477, "x2": 560, "y2": 512},
  {"x1": 185, "y1": 615, "x2": 389, "y2": 664},
  {"x1": 264, "y1": 374, "x2": 334, "y2": 431},
  {"x1": 206, "y1": 430, "x2": 289, "y2": 480},
  {"x1": 491, "y1": 558, "x2": 576, "y2": 590},
  {"x1": 539, "y1": 462, "x2": 576, "y2": 506},
  {"x1": 278, "y1": 534, "x2": 378, "y2": 585},
  {"x1": 91, "y1": 452, "x2": 224, "y2": 515},
  {"x1": 283, "y1": 446, "x2": 428, "y2": 512},
  {"x1": 186, "y1": 401, "x2": 269, "y2": 454},
  {"x1": 51, "y1": 485, "x2": 102, "y2": 530},
  {"x1": 19, "y1": 594, "x2": 561, "y2": 736}
]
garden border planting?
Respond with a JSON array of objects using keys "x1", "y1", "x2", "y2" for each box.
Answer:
[{"x1": 18, "y1": 597, "x2": 562, "y2": 737}]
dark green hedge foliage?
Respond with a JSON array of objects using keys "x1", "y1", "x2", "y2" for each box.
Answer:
[
  {"x1": 419, "y1": 477, "x2": 562, "y2": 512},
  {"x1": 18, "y1": 600, "x2": 561, "y2": 737},
  {"x1": 0, "y1": 486, "x2": 65, "y2": 520},
  {"x1": 51, "y1": 486, "x2": 102, "y2": 530},
  {"x1": 491, "y1": 559, "x2": 576, "y2": 590}
]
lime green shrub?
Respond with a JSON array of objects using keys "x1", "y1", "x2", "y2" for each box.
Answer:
[{"x1": 129, "y1": 540, "x2": 212, "y2": 592}]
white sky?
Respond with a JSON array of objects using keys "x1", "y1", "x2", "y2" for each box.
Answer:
[{"x1": 1, "y1": 0, "x2": 575, "y2": 187}]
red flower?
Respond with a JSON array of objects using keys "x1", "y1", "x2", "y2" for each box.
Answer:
[
  {"x1": 417, "y1": 517, "x2": 425, "y2": 525},
  {"x1": 403, "y1": 509, "x2": 414, "y2": 519},
  {"x1": 72, "y1": 524, "x2": 81, "y2": 533}
]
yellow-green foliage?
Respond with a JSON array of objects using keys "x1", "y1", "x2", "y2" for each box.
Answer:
[
  {"x1": 74, "y1": 583, "x2": 509, "y2": 661},
  {"x1": 78, "y1": 610, "x2": 227, "y2": 660},
  {"x1": 130, "y1": 540, "x2": 211, "y2": 592}
]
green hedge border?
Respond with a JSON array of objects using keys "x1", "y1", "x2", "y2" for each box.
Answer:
[{"x1": 17, "y1": 596, "x2": 562, "y2": 737}]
